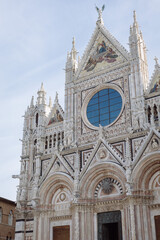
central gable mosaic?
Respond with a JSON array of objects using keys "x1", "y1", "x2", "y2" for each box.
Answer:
[
  {"x1": 84, "y1": 40, "x2": 118, "y2": 72},
  {"x1": 79, "y1": 35, "x2": 127, "y2": 78}
]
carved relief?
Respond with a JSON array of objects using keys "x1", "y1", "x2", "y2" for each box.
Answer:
[
  {"x1": 94, "y1": 178, "x2": 123, "y2": 198},
  {"x1": 141, "y1": 135, "x2": 160, "y2": 158},
  {"x1": 41, "y1": 159, "x2": 50, "y2": 175},
  {"x1": 151, "y1": 138, "x2": 159, "y2": 150},
  {"x1": 98, "y1": 148, "x2": 108, "y2": 159},
  {"x1": 52, "y1": 188, "x2": 71, "y2": 212},
  {"x1": 149, "y1": 172, "x2": 160, "y2": 190},
  {"x1": 102, "y1": 178, "x2": 113, "y2": 194},
  {"x1": 155, "y1": 175, "x2": 160, "y2": 188}
]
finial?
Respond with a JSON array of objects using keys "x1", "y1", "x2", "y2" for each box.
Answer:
[
  {"x1": 96, "y1": 5, "x2": 105, "y2": 24},
  {"x1": 154, "y1": 56, "x2": 159, "y2": 66}
]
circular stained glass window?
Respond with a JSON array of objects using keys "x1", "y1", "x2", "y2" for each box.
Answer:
[{"x1": 87, "y1": 88, "x2": 122, "y2": 127}]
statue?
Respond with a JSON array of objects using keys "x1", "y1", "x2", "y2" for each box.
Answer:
[{"x1": 95, "y1": 4, "x2": 105, "y2": 22}]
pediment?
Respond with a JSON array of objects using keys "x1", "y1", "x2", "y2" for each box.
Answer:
[
  {"x1": 133, "y1": 129, "x2": 160, "y2": 168},
  {"x1": 47, "y1": 98, "x2": 64, "y2": 126},
  {"x1": 39, "y1": 153, "x2": 74, "y2": 185},
  {"x1": 80, "y1": 138, "x2": 124, "y2": 179},
  {"x1": 48, "y1": 108, "x2": 63, "y2": 125},
  {"x1": 48, "y1": 158, "x2": 70, "y2": 176},
  {"x1": 75, "y1": 23, "x2": 129, "y2": 80}
]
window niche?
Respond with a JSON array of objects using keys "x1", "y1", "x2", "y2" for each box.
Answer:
[
  {"x1": 35, "y1": 113, "x2": 39, "y2": 127},
  {"x1": 0, "y1": 207, "x2": 2, "y2": 223},
  {"x1": 153, "y1": 104, "x2": 158, "y2": 122},
  {"x1": 8, "y1": 210, "x2": 13, "y2": 226}
]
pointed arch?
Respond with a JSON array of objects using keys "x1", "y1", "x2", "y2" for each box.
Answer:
[
  {"x1": 132, "y1": 152, "x2": 160, "y2": 190},
  {"x1": 39, "y1": 173, "x2": 74, "y2": 204},
  {"x1": 80, "y1": 162, "x2": 126, "y2": 198}
]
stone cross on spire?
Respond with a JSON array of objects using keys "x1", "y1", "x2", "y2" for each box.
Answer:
[{"x1": 96, "y1": 4, "x2": 105, "y2": 25}]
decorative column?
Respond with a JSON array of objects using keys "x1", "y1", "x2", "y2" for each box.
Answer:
[
  {"x1": 73, "y1": 206, "x2": 79, "y2": 240},
  {"x1": 94, "y1": 213, "x2": 98, "y2": 240},
  {"x1": 33, "y1": 212, "x2": 39, "y2": 240},
  {"x1": 129, "y1": 199, "x2": 136, "y2": 240},
  {"x1": 125, "y1": 138, "x2": 132, "y2": 195}
]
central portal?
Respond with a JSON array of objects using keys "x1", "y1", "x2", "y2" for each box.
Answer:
[
  {"x1": 98, "y1": 211, "x2": 122, "y2": 240},
  {"x1": 53, "y1": 225, "x2": 70, "y2": 240}
]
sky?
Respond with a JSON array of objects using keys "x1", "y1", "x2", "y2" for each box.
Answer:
[{"x1": 0, "y1": 0, "x2": 160, "y2": 201}]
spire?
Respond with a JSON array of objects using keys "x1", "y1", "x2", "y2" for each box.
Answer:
[
  {"x1": 71, "y1": 37, "x2": 78, "y2": 61},
  {"x1": 129, "y1": 10, "x2": 149, "y2": 94},
  {"x1": 132, "y1": 10, "x2": 139, "y2": 33},
  {"x1": 65, "y1": 37, "x2": 78, "y2": 83},
  {"x1": 30, "y1": 96, "x2": 34, "y2": 108}
]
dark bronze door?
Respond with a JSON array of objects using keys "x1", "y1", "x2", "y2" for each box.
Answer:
[
  {"x1": 53, "y1": 225, "x2": 70, "y2": 240},
  {"x1": 98, "y1": 211, "x2": 122, "y2": 240},
  {"x1": 155, "y1": 215, "x2": 160, "y2": 240}
]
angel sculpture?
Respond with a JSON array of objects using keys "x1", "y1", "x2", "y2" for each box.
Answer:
[{"x1": 95, "y1": 4, "x2": 105, "y2": 21}]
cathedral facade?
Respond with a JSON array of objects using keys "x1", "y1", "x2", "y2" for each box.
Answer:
[{"x1": 14, "y1": 10, "x2": 160, "y2": 240}]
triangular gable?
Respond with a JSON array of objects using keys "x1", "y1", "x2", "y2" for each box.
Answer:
[
  {"x1": 75, "y1": 23, "x2": 130, "y2": 80},
  {"x1": 133, "y1": 129, "x2": 160, "y2": 168},
  {"x1": 146, "y1": 64, "x2": 160, "y2": 96},
  {"x1": 79, "y1": 137, "x2": 124, "y2": 179},
  {"x1": 39, "y1": 152, "x2": 74, "y2": 186},
  {"x1": 47, "y1": 99, "x2": 64, "y2": 126}
]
